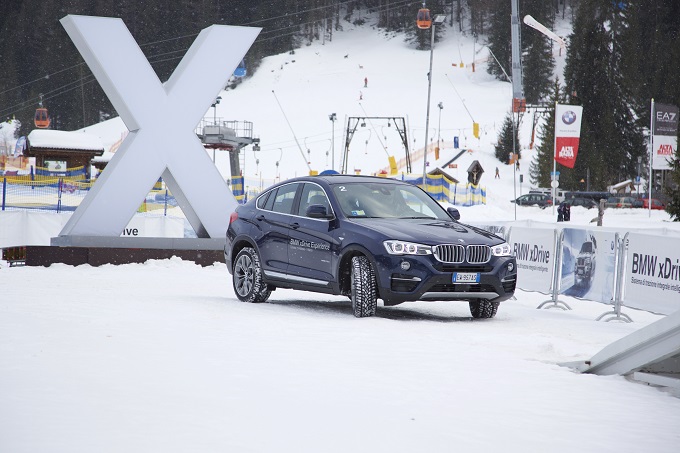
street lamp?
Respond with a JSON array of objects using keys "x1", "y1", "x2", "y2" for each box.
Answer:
[
  {"x1": 522, "y1": 13, "x2": 566, "y2": 217},
  {"x1": 637, "y1": 156, "x2": 642, "y2": 196},
  {"x1": 211, "y1": 96, "x2": 222, "y2": 125},
  {"x1": 422, "y1": 14, "x2": 446, "y2": 190},
  {"x1": 276, "y1": 148, "x2": 283, "y2": 181},
  {"x1": 329, "y1": 113, "x2": 337, "y2": 171},
  {"x1": 210, "y1": 96, "x2": 222, "y2": 163}
]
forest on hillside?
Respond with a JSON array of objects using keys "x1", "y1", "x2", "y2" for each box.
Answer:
[
  {"x1": 1, "y1": 0, "x2": 680, "y2": 211},
  {"x1": 0, "y1": 0, "x2": 475, "y2": 132}
]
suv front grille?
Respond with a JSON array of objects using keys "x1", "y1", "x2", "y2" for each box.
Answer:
[
  {"x1": 433, "y1": 244, "x2": 465, "y2": 263},
  {"x1": 433, "y1": 244, "x2": 491, "y2": 264}
]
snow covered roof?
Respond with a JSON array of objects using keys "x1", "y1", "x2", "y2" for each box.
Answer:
[
  {"x1": 27, "y1": 129, "x2": 105, "y2": 152},
  {"x1": 92, "y1": 151, "x2": 115, "y2": 163}
]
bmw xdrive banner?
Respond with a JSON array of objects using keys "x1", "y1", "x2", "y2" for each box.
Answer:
[
  {"x1": 554, "y1": 104, "x2": 584, "y2": 169},
  {"x1": 651, "y1": 103, "x2": 678, "y2": 171},
  {"x1": 559, "y1": 229, "x2": 617, "y2": 304},
  {"x1": 623, "y1": 232, "x2": 680, "y2": 315},
  {"x1": 509, "y1": 227, "x2": 555, "y2": 293}
]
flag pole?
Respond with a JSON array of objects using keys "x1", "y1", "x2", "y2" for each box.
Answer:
[
  {"x1": 649, "y1": 98, "x2": 654, "y2": 218},
  {"x1": 552, "y1": 101, "x2": 557, "y2": 217}
]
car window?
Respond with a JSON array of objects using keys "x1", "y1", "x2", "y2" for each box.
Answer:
[
  {"x1": 271, "y1": 183, "x2": 299, "y2": 214},
  {"x1": 580, "y1": 242, "x2": 593, "y2": 253},
  {"x1": 256, "y1": 191, "x2": 270, "y2": 209},
  {"x1": 298, "y1": 183, "x2": 332, "y2": 217},
  {"x1": 333, "y1": 182, "x2": 448, "y2": 219}
]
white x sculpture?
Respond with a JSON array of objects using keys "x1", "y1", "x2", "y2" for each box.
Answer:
[{"x1": 58, "y1": 15, "x2": 260, "y2": 238}]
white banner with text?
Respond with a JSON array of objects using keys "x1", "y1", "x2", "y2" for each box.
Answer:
[
  {"x1": 508, "y1": 227, "x2": 555, "y2": 293},
  {"x1": 623, "y1": 232, "x2": 680, "y2": 315}
]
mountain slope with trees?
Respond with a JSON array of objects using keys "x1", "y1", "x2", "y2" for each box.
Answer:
[{"x1": 1, "y1": 0, "x2": 680, "y2": 217}]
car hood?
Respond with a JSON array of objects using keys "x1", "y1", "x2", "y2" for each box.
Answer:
[{"x1": 348, "y1": 218, "x2": 503, "y2": 245}]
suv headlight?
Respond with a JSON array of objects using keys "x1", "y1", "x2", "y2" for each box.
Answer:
[
  {"x1": 383, "y1": 240, "x2": 432, "y2": 255},
  {"x1": 490, "y1": 242, "x2": 512, "y2": 257}
]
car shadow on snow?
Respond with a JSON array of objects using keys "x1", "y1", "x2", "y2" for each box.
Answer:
[{"x1": 266, "y1": 298, "x2": 479, "y2": 323}]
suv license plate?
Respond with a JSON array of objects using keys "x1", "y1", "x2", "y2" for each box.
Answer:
[{"x1": 453, "y1": 272, "x2": 480, "y2": 283}]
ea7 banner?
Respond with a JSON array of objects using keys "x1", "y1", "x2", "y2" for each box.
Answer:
[
  {"x1": 652, "y1": 103, "x2": 678, "y2": 171},
  {"x1": 554, "y1": 104, "x2": 584, "y2": 169},
  {"x1": 623, "y1": 232, "x2": 680, "y2": 315}
]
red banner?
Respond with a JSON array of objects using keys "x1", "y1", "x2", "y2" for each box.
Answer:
[
  {"x1": 554, "y1": 104, "x2": 583, "y2": 169},
  {"x1": 555, "y1": 137, "x2": 580, "y2": 168}
]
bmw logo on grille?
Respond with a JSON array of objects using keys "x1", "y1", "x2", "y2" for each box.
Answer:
[
  {"x1": 562, "y1": 110, "x2": 577, "y2": 125},
  {"x1": 458, "y1": 238, "x2": 465, "y2": 243}
]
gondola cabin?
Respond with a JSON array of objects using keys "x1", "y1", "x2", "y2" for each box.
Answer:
[
  {"x1": 34, "y1": 107, "x2": 50, "y2": 129},
  {"x1": 233, "y1": 59, "x2": 247, "y2": 78},
  {"x1": 416, "y1": 8, "x2": 432, "y2": 29}
]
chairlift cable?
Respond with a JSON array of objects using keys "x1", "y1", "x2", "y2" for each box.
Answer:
[
  {"x1": 444, "y1": 73, "x2": 475, "y2": 123},
  {"x1": 1, "y1": 0, "x2": 419, "y2": 120},
  {"x1": 358, "y1": 103, "x2": 390, "y2": 158},
  {"x1": 271, "y1": 90, "x2": 312, "y2": 172}
]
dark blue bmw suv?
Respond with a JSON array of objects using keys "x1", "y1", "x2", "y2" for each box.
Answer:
[{"x1": 224, "y1": 175, "x2": 516, "y2": 318}]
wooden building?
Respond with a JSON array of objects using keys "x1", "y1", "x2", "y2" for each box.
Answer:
[{"x1": 25, "y1": 130, "x2": 104, "y2": 180}]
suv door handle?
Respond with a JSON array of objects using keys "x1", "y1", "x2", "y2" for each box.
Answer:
[
  {"x1": 291, "y1": 222, "x2": 300, "y2": 229},
  {"x1": 255, "y1": 214, "x2": 265, "y2": 221}
]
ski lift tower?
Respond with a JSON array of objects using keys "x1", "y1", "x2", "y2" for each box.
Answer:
[{"x1": 197, "y1": 119, "x2": 260, "y2": 177}]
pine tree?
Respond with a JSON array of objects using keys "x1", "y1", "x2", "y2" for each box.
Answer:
[
  {"x1": 563, "y1": 0, "x2": 646, "y2": 191},
  {"x1": 486, "y1": 0, "x2": 511, "y2": 81},
  {"x1": 494, "y1": 111, "x2": 522, "y2": 163},
  {"x1": 619, "y1": 0, "x2": 680, "y2": 122},
  {"x1": 529, "y1": 79, "x2": 565, "y2": 188},
  {"x1": 665, "y1": 147, "x2": 680, "y2": 220}
]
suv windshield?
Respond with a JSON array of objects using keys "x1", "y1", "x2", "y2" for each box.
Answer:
[
  {"x1": 332, "y1": 182, "x2": 449, "y2": 220},
  {"x1": 580, "y1": 242, "x2": 594, "y2": 253}
]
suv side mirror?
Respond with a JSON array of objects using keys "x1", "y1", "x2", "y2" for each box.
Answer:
[
  {"x1": 306, "y1": 204, "x2": 333, "y2": 219},
  {"x1": 447, "y1": 207, "x2": 461, "y2": 221}
]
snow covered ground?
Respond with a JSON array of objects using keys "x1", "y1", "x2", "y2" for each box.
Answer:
[
  {"x1": 2, "y1": 260, "x2": 680, "y2": 453},
  {"x1": 2, "y1": 11, "x2": 680, "y2": 453}
]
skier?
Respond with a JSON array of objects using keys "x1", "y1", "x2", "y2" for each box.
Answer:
[
  {"x1": 364, "y1": 77, "x2": 368, "y2": 87},
  {"x1": 495, "y1": 167, "x2": 500, "y2": 179}
]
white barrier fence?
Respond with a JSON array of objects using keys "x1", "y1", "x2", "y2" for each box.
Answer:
[
  {"x1": 3, "y1": 213, "x2": 679, "y2": 318},
  {"x1": 472, "y1": 221, "x2": 680, "y2": 319},
  {"x1": 0, "y1": 211, "x2": 185, "y2": 249}
]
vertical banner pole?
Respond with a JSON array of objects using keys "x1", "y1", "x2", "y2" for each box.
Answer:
[
  {"x1": 537, "y1": 228, "x2": 571, "y2": 310},
  {"x1": 553, "y1": 101, "x2": 557, "y2": 217},
  {"x1": 597, "y1": 232, "x2": 633, "y2": 322},
  {"x1": 649, "y1": 98, "x2": 654, "y2": 218}
]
